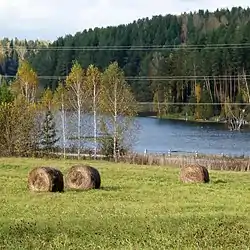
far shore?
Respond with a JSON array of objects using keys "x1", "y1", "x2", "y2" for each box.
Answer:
[{"x1": 147, "y1": 115, "x2": 227, "y2": 124}]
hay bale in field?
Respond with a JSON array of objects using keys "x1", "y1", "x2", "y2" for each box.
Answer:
[
  {"x1": 28, "y1": 167, "x2": 64, "y2": 192},
  {"x1": 180, "y1": 164, "x2": 209, "y2": 183},
  {"x1": 65, "y1": 165, "x2": 101, "y2": 190}
]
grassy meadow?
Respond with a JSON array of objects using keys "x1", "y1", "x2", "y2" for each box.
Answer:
[{"x1": 0, "y1": 157, "x2": 249, "y2": 249}]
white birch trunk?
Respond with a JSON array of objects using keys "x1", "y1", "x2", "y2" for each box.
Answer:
[
  {"x1": 93, "y1": 82, "x2": 97, "y2": 159},
  {"x1": 77, "y1": 92, "x2": 81, "y2": 160},
  {"x1": 61, "y1": 102, "x2": 66, "y2": 159},
  {"x1": 113, "y1": 79, "x2": 118, "y2": 162}
]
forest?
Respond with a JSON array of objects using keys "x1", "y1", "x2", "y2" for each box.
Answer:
[{"x1": 1, "y1": 7, "x2": 250, "y2": 124}]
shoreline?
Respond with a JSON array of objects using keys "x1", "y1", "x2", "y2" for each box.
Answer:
[
  {"x1": 47, "y1": 151, "x2": 250, "y2": 171},
  {"x1": 147, "y1": 115, "x2": 226, "y2": 124},
  {"x1": 48, "y1": 149, "x2": 250, "y2": 160},
  {"x1": 145, "y1": 115, "x2": 250, "y2": 129}
]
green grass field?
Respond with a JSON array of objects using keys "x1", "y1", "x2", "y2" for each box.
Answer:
[{"x1": 0, "y1": 158, "x2": 249, "y2": 250}]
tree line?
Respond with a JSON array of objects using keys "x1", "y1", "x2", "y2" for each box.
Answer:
[
  {"x1": 1, "y1": 7, "x2": 250, "y2": 127},
  {"x1": 0, "y1": 60, "x2": 137, "y2": 160}
]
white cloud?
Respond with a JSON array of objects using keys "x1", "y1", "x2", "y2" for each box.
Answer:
[{"x1": 0, "y1": 0, "x2": 249, "y2": 40}]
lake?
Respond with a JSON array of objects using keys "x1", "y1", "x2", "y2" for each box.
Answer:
[
  {"x1": 55, "y1": 114, "x2": 250, "y2": 157},
  {"x1": 134, "y1": 117, "x2": 250, "y2": 156}
]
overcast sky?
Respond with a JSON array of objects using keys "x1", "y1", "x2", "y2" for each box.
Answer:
[{"x1": 0, "y1": 0, "x2": 249, "y2": 41}]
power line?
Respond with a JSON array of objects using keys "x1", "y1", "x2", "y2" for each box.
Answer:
[
  {"x1": 2, "y1": 43, "x2": 250, "y2": 51},
  {"x1": 127, "y1": 76, "x2": 250, "y2": 81},
  {"x1": 9, "y1": 43, "x2": 250, "y2": 48},
  {"x1": 138, "y1": 102, "x2": 250, "y2": 106},
  {"x1": 3, "y1": 75, "x2": 250, "y2": 81},
  {"x1": 8, "y1": 43, "x2": 250, "y2": 48}
]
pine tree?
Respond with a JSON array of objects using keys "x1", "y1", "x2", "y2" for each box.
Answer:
[{"x1": 40, "y1": 110, "x2": 59, "y2": 152}]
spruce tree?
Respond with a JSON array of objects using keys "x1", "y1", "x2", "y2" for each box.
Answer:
[{"x1": 40, "y1": 110, "x2": 59, "y2": 152}]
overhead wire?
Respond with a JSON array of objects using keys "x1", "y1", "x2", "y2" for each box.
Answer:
[
  {"x1": 1, "y1": 43, "x2": 250, "y2": 51},
  {"x1": 0, "y1": 43, "x2": 249, "y2": 106},
  {"x1": 3, "y1": 75, "x2": 250, "y2": 80},
  {"x1": 138, "y1": 102, "x2": 250, "y2": 106}
]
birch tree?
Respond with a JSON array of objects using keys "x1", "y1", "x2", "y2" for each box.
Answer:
[
  {"x1": 40, "y1": 87, "x2": 54, "y2": 111},
  {"x1": 86, "y1": 64, "x2": 102, "y2": 159},
  {"x1": 0, "y1": 43, "x2": 5, "y2": 66},
  {"x1": 100, "y1": 62, "x2": 137, "y2": 161},
  {"x1": 54, "y1": 81, "x2": 68, "y2": 158},
  {"x1": 224, "y1": 71, "x2": 250, "y2": 130},
  {"x1": 65, "y1": 61, "x2": 87, "y2": 159},
  {"x1": 12, "y1": 60, "x2": 38, "y2": 103},
  {"x1": 15, "y1": 41, "x2": 27, "y2": 61}
]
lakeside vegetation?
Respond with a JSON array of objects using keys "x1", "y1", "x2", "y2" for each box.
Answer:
[
  {"x1": 156, "y1": 113, "x2": 224, "y2": 123},
  {"x1": 0, "y1": 61, "x2": 138, "y2": 160},
  {"x1": 0, "y1": 157, "x2": 249, "y2": 249}
]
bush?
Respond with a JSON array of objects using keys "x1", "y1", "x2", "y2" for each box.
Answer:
[{"x1": 0, "y1": 98, "x2": 39, "y2": 156}]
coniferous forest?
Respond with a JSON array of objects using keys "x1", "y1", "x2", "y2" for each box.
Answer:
[{"x1": 1, "y1": 7, "x2": 250, "y2": 122}]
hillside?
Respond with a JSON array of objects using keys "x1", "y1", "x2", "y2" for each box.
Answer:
[{"x1": 2, "y1": 7, "x2": 250, "y2": 119}]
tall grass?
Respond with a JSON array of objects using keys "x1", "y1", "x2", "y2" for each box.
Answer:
[{"x1": 118, "y1": 153, "x2": 250, "y2": 171}]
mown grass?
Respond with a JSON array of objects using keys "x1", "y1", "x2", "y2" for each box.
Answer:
[{"x1": 0, "y1": 157, "x2": 249, "y2": 250}]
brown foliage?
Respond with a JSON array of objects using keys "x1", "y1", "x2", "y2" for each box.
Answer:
[
  {"x1": 65, "y1": 165, "x2": 101, "y2": 190},
  {"x1": 0, "y1": 99, "x2": 39, "y2": 156},
  {"x1": 180, "y1": 164, "x2": 210, "y2": 183},
  {"x1": 117, "y1": 153, "x2": 250, "y2": 172},
  {"x1": 28, "y1": 167, "x2": 64, "y2": 192}
]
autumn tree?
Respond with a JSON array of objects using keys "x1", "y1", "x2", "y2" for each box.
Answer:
[
  {"x1": 40, "y1": 87, "x2": 54, "y2": 111},
  {"x1": 0, "y1": 98, "x2": 38, "y2": 156},
  {"x1": 194, "y1": 82, "x2": 202, "y2": 119},
  {"x1": 86, "y1": 64, "x2": 102, "y2": 158},
  {"x1": 15, "y1": 40, "x2": 28, "y2": 61},
  {"x1": 65, "y1": 61, "x2": 88, "y2": 159},
  {"x1": 12, "y1": 60, "x2": 38, "y2": 103},
  {"x1": 0, "y1": 43, "x2": 5, "y2": 69},
  {"x1": 100, "y1": 62, "x2": 137, "y2": 161}
]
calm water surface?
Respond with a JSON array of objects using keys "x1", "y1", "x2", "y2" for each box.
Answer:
[
  {"x1": 134, "y1": 117, "x2": 250, "y2": 156},
  {"x1": 56, "y1": 114, "x2": 250, "y2": 157}
]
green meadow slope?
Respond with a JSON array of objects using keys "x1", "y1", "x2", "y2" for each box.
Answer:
[{"x1": 0, "y1": 158, "x2": 249, "y2": 249}]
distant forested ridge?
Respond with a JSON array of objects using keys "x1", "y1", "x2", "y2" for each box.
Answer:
[{"x1": 2, "y1": 7, "x2": 250, "y2": 120}]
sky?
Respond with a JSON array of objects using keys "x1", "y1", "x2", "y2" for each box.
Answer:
[{"x1": 0, "y1": 0, "x2": 249, "y2": 41}]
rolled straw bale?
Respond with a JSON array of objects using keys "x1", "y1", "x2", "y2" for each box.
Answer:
[
  {"x1": 28, "y1": 167, "x2": 64, "y2": 192},
  {"x1": 180, "y1": 164, "x2": 209, "y2": 183},
  {"x1": 65, "y1": 165, "x2": 101, "y2": 190}
]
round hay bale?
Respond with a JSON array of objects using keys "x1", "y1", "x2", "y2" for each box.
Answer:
[
  {"x1": 65, "y1": 165, "x2": 101, "y2": 190},
  {"x1": 180, "y1": 164, "x2": 209, "y2": 183},
  {"x1": 28, "y1": 167, "x2": 64, "y2": 192}
]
